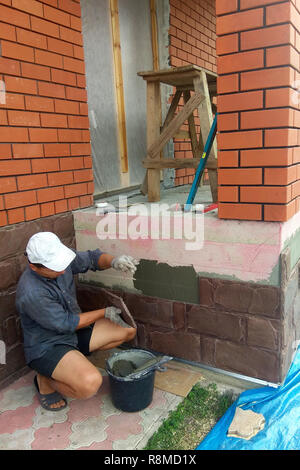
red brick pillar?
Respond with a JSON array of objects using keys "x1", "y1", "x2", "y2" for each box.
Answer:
[{"x1": 216, "y1": 0, "x2": 299, "y2": 221}]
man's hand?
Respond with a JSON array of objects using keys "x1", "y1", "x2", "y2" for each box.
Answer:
[
  {"x1": 104, "y1": 306, "x2": 131, "y2": 328},
  {"x1": 111, "y1": 255, "x2": 139, "y2": 275}
]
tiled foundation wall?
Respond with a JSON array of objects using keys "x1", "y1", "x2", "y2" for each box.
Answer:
[
  {"x1": 77, "y1": 270, "x2": 298, "y2": 385},
  {"x1": 0, "y1": 211, "x2": 75, "y2": 389},
  {"x1": 1, "y1": 215, "x2": 299, "y2": 388}
]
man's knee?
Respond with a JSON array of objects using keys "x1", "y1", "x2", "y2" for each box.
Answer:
[
  {"x1": 78, "y1": 370, "x2": 102, "y2": 399},
  {"x1": 125, "y1": 327, "x2": 137, "y2": 342}
]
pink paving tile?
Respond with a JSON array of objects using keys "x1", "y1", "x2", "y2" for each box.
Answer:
[
  {"x1": 105, "y1": 413, "x2": 143, "y2": 441},
  {"x1": 66, "y1": 376, "x2": 110, "y2": 423},
  {"x1": 31, "y1": 421, "x2": 72, "y2": 450},
  {"x1": 148, "y1": 389, "x2": 167, "y2": 409},
  {"x1": 67, "y1": 393, "x2": 104, "y2": 423},
  {"x1": 99, "y1": 375, "x2": 110, "y2": 395},
  {"x1": 0, "y1": 398, "x2": 39, "y2": 434}
]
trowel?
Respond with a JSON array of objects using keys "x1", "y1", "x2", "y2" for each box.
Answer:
[{"x1": 125, "y1": 355, "x2": 173, "y2": 379}]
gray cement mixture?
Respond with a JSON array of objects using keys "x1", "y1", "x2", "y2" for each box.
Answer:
[{"x1": 112, "y1": 359, "x2": 137, "y2": 377}]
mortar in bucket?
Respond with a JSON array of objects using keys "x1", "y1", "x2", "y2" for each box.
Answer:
[{"x1": 106, "y1": 349, "x2": 172, "y2": 412}]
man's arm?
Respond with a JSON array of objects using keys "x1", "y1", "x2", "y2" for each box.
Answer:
[
  {"x1": 76, "y1": 308, "x2": 106, "y2": 330},
  {"x1": 71, "y1": 249, "x2": 138, "y2": 275},
  {"x1": 76, "y1": 306, "x2": 128, "y2": 330}
]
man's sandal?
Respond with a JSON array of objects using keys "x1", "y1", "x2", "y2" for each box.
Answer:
[{"x1": 34, "y1": 375, "x2": 67, "y2": 412}]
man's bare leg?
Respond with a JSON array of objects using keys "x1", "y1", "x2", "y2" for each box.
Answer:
[
  {"x1": 36, "y1": 374, "x2": 68, "y2": 409},
  {"x1": 89, "y1": 317, "x2": 136, "y2": 352},
  {"x1": 36, "y1": 319, "x2": 136, "y2": 408}
]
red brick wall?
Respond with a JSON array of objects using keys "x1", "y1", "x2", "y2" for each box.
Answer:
[
  {"x1": 0, "y1": 0, "x2": 93, "y2": 227},
  {"x1": 169, "y1": 0, "x2": 216, "y2": 186},
  {"x1": 217, "y1": 0, "x2": 300, "y2": 222}
]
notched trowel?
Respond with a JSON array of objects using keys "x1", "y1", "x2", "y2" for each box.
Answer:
[{"x1": 125, "y1": 355, "x2": 173, "y2": 379}]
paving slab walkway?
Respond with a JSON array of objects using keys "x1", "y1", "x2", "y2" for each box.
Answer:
[{"x1": 0, "y1": 367, "x2": 183, "y2": 450}]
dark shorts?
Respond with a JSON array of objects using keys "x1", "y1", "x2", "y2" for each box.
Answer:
[{"x1": 28, "y1": 323, "x2": 95, "y2": 378}]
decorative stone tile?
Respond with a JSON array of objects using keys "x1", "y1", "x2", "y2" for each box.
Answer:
[
  {"x1": 214, "y1": 281, "x2": 253, "y2": 313},
  {"x1": 149, "y1": 330, "x2": 201, "y2": 362},
  {"x1": 215, "y1": 340, "x2": 279, "y2": 383},
  {"x1": 247, "y1": 317, "x2": 280, "y2": 350},
  {"x1": 187, "y1": 306, "x2": 245, "y2": 342},
  {"x1": 198, "y1": 278, "x2": 214, "y2": 307},
  {"x1": 249, "y1": 286, "x2": 280, "y2": 317}
]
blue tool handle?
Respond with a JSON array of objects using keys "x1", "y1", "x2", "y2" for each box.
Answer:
[{"x1": 185, "y1": 113, "x2": 218, "y2": 211}]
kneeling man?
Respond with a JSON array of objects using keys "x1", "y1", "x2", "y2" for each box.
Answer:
[{"x1": 16, "y1": 232, "x2": 138, "y2": 411}]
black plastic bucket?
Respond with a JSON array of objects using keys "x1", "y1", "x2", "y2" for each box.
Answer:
[{"x1": 106, "y1": 349, "x2": 157, "y2": 412}]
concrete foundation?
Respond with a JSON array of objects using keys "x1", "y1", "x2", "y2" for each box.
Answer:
[{"x1": 74, "y1": 186, "x2": 300, "y2": 385}]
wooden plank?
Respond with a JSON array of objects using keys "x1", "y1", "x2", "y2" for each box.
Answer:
[
  {"x1": 140, "y1": 89, "x2": 182, "y2": 195},
  {"x1": 162, "y1": 90, "x2": 182, "y2": 130},
  {"x1": 146, "y1": 81, "x2": 161, "y2": 202},
  {"x1": 143, "y1": 158, "x2": 217, "y2": 170},
  {"x1": 141, "y1": 0, "x2": 161, "y2": 196},
  {"x1": 183, "y1": 90, "x2": 201, "y2": 160},
  {"x1": 138, "y1": 65, "x2": 217, "y2": 81},
  {"x1": 150, "y1": 0, "x2": 159, "y2": 71},
  {"x1": 110, "y1": 0, "x2": 128, "y2": 173},
  {"x1": 147, "y1": 92, "x2": 204, "y2": 160},
  {"x1": 194, "y1": 71, "x2": 218, "y2": 202}
]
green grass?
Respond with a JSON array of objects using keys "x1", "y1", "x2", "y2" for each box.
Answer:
[{"x1": 144, "y1": 383, "x2": 234, "y2": 450}]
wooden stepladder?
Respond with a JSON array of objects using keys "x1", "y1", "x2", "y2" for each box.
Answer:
[{"x1": 138, "y1": 65, "x2": 218, "y2": 203}]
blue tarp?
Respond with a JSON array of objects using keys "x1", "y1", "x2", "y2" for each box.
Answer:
[{"x1": 197, "y1": 347, "x2": 300, "y2": 450}]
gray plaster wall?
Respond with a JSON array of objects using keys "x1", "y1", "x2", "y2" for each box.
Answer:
[
  {"x1": 81, "y1": 0, "x2": 120, "y2": 195},
  {"x1": 118, "y1": 0, "x2": 153, "y2": 187},
  {"x1": 81, "y1": 0, "x2": 156, "y2": 196}
]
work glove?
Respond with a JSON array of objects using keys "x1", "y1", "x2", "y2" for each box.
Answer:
[
  {"x1": 111, "y1": 255, "x2": 139, "y2": 275},
  {"x1": 104, "y1": 306, "x2": 131, "y2": 328}
]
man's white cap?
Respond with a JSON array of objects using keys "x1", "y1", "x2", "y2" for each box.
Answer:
[{"x1": 26, "y1": 232, "x2": 76, "y2": 272}]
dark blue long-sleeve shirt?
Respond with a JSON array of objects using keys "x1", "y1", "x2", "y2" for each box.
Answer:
[{"x1": 16, "y1": 249, "x2": 103, "y2": 364}]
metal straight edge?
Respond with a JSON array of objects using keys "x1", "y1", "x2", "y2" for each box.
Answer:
[{"x1": 173, "y1": 357, "x2": 281, "y2": 389}]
